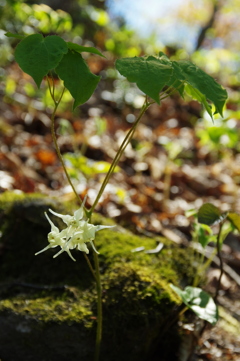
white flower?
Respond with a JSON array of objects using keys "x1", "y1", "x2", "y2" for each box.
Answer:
[{"x1": 35, "y1": 200, "x2": 114, "y2": 261}]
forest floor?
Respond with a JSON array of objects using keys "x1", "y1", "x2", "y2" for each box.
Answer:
[{"x1": 1, "y1": 60, "x2": 240, "y2": 360}]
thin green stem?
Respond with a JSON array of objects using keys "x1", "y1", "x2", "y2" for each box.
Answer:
[
  {"x1": 48, "y1": 78, "x2": 82, "y2": 206},
  {"x1": 214, "y1": 222, "x2": 224, "y2": 303},
  {"x1": 88, "y1": 99, "x2": 150, "y2": 217},
  {"x1": 51, "y1": 98, "x2": 82, "y2": 205},
  {"x1": 83, "y1": 253, "x2": 96, "y2": 281}
]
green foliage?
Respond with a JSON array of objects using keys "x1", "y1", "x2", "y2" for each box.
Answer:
[
  {"x1": 170, "y1": 285, "x2": 218, "y2": 325},
  {"x1": 115, "y1": 55, "x2": 173, "y2": 104},
  {"x1": 116, "y1": 53, "x2": 228, "y2": 118},
  {"x1": 67, "y1": 42, "x2": 105, "y2": 58},
  {"x1": 197, "y1": 203, "x2": 227, "y2": 226},
  {"x1": 197, "y1": 203, "x2": 240, "y2": 246},
  {"x1": 9, "y1": 33, "x2": 103, "y2": 109},
  {"x1": 227, "y1": 212, "x2": 240, "y2": 232},
  {"x1": 15, "y1": 34, "x2": 68, "y2": 88},
  {"x1": 55, "y1": 50, "x2": 100, "y2": 109}
]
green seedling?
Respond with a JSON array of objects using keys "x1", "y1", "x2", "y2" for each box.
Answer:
[{"x1": 6, "y1": 31, "x2": 228, "y2": 360}]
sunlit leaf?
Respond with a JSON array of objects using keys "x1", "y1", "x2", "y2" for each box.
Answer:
[
  {"x1": 227, "y1": 212, "x2": 240, "y2": 232},
  {"x1": 5, "y1": 32, "x2": 25, "y2": 39},
  {"x1": 198, "y1": 203, "x2": 227, "y2": 226},
  {"x1": 170, "y1": 285, "x2": 218, "y2": 325},
  {"x1": 55, "y1": 50, "x2": 100, "y2": 109},
  {"x1": 115, "y1": 55, "x2": 173, "y2": 104},
  {"x1": 15, "y1": 34, "x2": 68, "y2": 87},
  {"x1": 67, "y1": 42, "x2": 105, "y2": 57},
  {"x1": 175, "y1": 60, "x2": 228, "y2": 117},
  {"x1": 185, "y1": 84, "x2": 213, "y2": 118}
]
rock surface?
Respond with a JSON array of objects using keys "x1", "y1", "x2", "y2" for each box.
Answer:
[{"x1": 0, "y1": 191, "x2": 196, "y2": 361}]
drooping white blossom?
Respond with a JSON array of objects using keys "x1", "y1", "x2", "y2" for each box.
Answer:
[{"x1": 35, "y1": 200, "x2": 114, "y2": 261}]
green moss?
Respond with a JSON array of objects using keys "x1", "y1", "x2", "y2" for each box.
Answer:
[{"x1": 0, "y1": 191, "x2": 197, "y2": 361}]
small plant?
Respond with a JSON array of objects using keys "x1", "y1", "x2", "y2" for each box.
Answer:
[
  {"x1": 171, "y1": 203, "x2": 240, "y2": 327},
  {"x1": 6, "y1": 31, "x2": 228, "y2": 360}
]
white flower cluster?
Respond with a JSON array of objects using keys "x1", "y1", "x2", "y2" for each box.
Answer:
[{"x1": 35, "y1": 200, "x2": 114, "y2": 261}]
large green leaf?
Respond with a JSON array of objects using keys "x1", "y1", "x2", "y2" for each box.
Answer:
[
  {"x1": 116, "y1": 54, "x2": 227, "y2": 115},
  {"x1": 15, "y1": 34, "x2": 68, "y2": 88},
  {"x1": 67, "y1": 42, "x2": 105, "y2": 57},
  {"x1": 55, "y1": 50, "x2": 100, "y2": 109},
  {"x1": 198, "y1": 203, "x2": 227, "y2": 226},
  {"x1": 175, "y1": 60, "x2": 228, "y2": 117},
  {"x1": 170, "y1": 285, "x2": 218, "y2": 325},
  {"x1": 115, "y1": 56, "x2": 173, "y2": 104}
]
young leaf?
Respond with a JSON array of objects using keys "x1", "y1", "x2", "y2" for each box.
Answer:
[
  {"x1": 5, "y1": 32, "x2": 25, "y2": 40},
  {"x1": 198, "y1": 203, "x2": 227, "y2": 226},
  {"x1": 175, "y1": 61, "x2": 228, "y2": 117},
  {"x1": 15, "y1": 34, "x2": 68, "y2": 87},
  {"x1": 67, "y1": 42, "x2": 105, "y2": 57},
  {"x1": 115, "y1": 56, "x2": 173, "y2": 104},
  {"x1": 197, "y1": 223, "x2": 215, "y2": 248},
  {"x1": 55, "y1": 50, "x2": 100, "y2": 109},
  {"x1": 170, "y1": 285, "x2": 218, "y2": 325},
  {"x1": 227, "y1": 212, "x2": 240, "y2": 232}
]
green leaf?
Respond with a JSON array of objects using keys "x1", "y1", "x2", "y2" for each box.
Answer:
[
  {"x1": 170, "y1": 285, "x2": 218, "y2": 325},
  {"x1": 175, "y1": 60, "x2": 228, "y2": 117},
  {"x1": 185, "y1": 84, "x2": 213, "y2": 118},
  {"x1": 227, "y1": 212, "x2": 240, "y2": 232},
  {"x1": 67, "y1": 42, "x2": 105, "y2": 57},
  {"x1": 5, "y1": 32, "x2": 25, "y2": 40},
  {"x1": 115, "y1": 56, "x2": 173, "y2": 104},
  {"x1": 198, "y1": 203, "x2": 227, "y2": 226},
  {"x1": 15, "y1": 34, "x2": 68, "y2": 87},
  {"x1": 55, "y1": 50, "x2": 100, "y2": 109},
  {"x1": 197, "y1": 223, "x2": 215, "y2": 248},
  {"x1": 158, "y1": 53, "x2": 184, "y2": 97}
]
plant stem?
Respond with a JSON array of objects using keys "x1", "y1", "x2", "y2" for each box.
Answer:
[
  {"x1": 48, "y1": 77, "x2": 83, "y2": 206},
  {"x1": 88, "y1": 98, "x2": 150, "y2": 217},
  {"x1": 214, "y1": 222, "x2": 224, "y2": 303}
]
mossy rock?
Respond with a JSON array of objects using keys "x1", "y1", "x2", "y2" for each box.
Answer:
[{"x1": 0, "y1": 191, "x2": 196, "y2": 361}]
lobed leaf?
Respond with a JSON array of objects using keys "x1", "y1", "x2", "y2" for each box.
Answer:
[
  {"x1": 55, "y1": 50, "x2": 100, "y2": 110},
  {"x1": 115, "y1": 56, "x2": 173, "y2": 104},
  {"x1": 116, "y1": 53, "x2": 227, "y2": 116},
  {"x1": 67, "y1": 42, "x2": 105, "y2": 57},
  {"x1": 15, "y1": 34, "x2": 68, "y2": 87},
  {"x1": 170, "y1": 285, "x2": 218, "y2": 325},
  {"x1": 198, "y1": 203, "x2": 227, "y2": 226}
]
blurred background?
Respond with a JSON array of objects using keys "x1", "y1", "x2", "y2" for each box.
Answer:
[{"x1": 1, "y1": 0, "x2": 240, "y2": 231}]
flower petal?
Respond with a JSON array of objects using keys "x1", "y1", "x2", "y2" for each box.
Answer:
[
  {"x1": 49, "y1": 208, "x2": 72, "y2": 225},
  {"x1": 45, "y1": 212, "x2": 59, "y2": 232},
  {"x1": 90, "y1": 240, "x2": 99, "y2": 254},
  {"x1": 95, "y1": 225, "x2": 115, "y2": 232}
]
